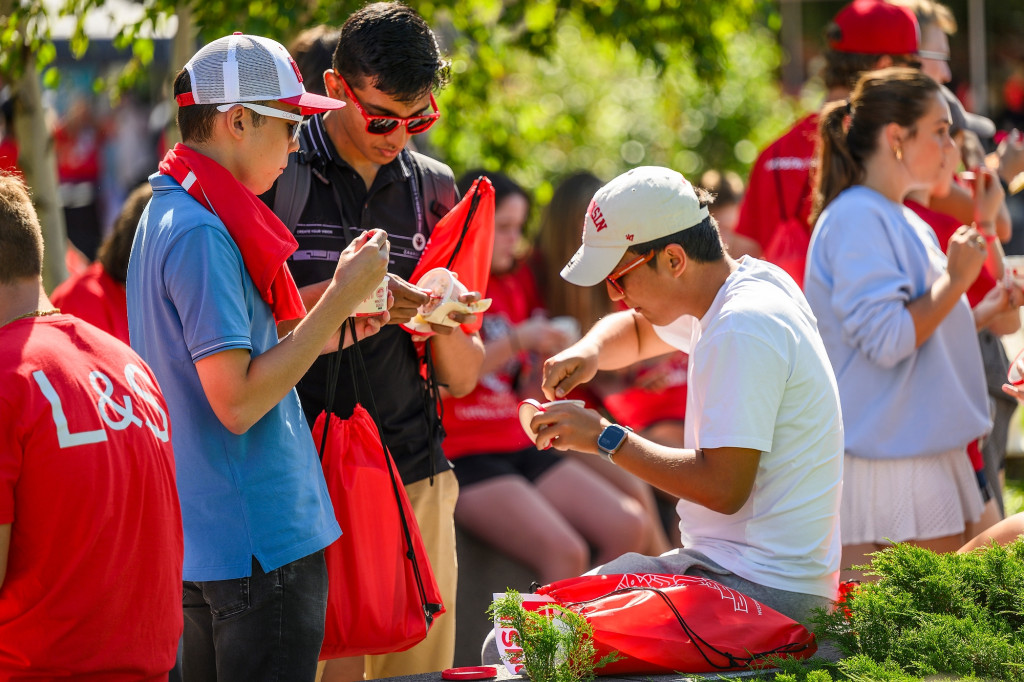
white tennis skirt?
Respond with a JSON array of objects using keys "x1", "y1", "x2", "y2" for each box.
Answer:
[{"x1": 841, "y1": 448, "x2": 984, "y2": 546}]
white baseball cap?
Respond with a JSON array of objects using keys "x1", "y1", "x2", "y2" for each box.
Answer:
[
  {"x1": 560, "y1": 166, "x2": 710, "y2": 287},
  {"x1": 175, "y1": 33, "x2": 344, "y2": 115}
]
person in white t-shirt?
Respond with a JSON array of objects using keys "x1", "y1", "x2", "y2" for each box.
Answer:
[{"x1": 530, "y1": 166, "x2": 844, "y2": 624}]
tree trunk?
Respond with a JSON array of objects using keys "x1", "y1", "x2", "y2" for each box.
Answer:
[
  {"x1": 164, "y1": 3, "x2": 197, "y2": 148},
  {"x1": 14, "y1": 50, "x2": 68, "y2": 293}
]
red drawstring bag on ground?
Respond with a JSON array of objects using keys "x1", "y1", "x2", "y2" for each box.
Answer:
[
  {"x1": 407, "y1": 176, "x2": 495, "y2": 335},
  {"x1": 536, "y1": 573, "x2": 817, "y2": 675},
  {"x1": 313, "y1": 323, "x2": 444, "y2": 659}
]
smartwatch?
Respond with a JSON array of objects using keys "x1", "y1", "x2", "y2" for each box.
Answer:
[{"x1": 597, "y1": 423, "x2": 633, "y2": 463}]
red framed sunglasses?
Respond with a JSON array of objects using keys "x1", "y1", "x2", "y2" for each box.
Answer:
[
  {"x1": 337, "y1": 72, "x2": 440, "y2": 136},
  {"x1": 606, "y1": 252, "x2": 654, "y2": 295}
]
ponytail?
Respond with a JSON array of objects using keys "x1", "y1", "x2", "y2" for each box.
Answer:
[{"x1": 812, "y1": 100, "x2": 861, "y2": 224}]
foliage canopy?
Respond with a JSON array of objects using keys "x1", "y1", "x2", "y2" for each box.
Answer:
[{"x1": 2, "y1": 0, "x2": 801, "y2": 212}]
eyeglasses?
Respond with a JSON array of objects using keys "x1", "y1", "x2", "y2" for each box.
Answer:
[
  {"x1": 336, "y1": 72, "x2": 440, "y2": 136},
  {"x1": 918, "y1": 50, "x2": 950, "y2": 62},
  {"x1": 216, "y1": 102, "x2": 303, "y2": 143},
  {"x1": 605, "y1": 252, "x2": 654, "y2": 296}
]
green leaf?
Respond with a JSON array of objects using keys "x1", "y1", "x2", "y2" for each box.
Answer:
[
  {"x1": 133, "y1": 37, "x2": 154, "y2": 64},
  {"x1": 42, "y1": 65, "x2": 60, "y2": 88},
  {"x1": 36, "y1": 40, "x2": 56, "y2": 68}
]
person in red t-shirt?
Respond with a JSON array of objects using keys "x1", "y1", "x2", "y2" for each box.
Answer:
[
  {"x1": 51, "y1": 182, "x2": 152, "y2": 344},
  {"x1": 55, "y1": 96, "x2": 108, "y2": 261},
  {"x1": 444, "y1": 170, "x2": 651, "y2": 584},
  {"x1": 734, "y1": 0, "x2": 922, "y2": 288},
  {"x1": 0, "y1": 173, "x2": 183, "y2": 680}
]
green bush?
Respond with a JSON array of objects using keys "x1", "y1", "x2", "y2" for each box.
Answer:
[
  {"x1": 487, "y1": 589, "x2": 621, "y2": 682},
  {"x1": 746, "y1": 540, "x2": 1024, "y2": 681},
  {"x1": 812, "y1": 539, "x2": 1024, "y2": 681}
]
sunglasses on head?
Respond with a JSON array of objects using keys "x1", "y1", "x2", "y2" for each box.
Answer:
[
  {"x1": 605, "y1": 252, "x2": 654, "y2": 296},
  {"x1": 216, "y1": 102, "x2": 303, "y2": 143},
  {"x1": 336, "y1": 72, "x2": 440, "y2": 136}
]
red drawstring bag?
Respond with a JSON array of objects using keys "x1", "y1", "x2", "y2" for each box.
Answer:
[
  {"x1": 536, "y1": 573, "x2": 817, "y2": 675},
  {"x1": 762, "y1": 153, "x2": 812, "y2": 289},
  {"x1": 406, "y1": 176, "x2": 495, "y2": 335},
  {"x1": 313, "y1": 320, "x2": 445, "y2": 659}
]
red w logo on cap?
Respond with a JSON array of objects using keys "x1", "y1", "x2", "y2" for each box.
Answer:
[
  {"x1": 288, "y1": 56, "x2": 303, "y2": 83},
  {"x1": 588, "y1": 199, "x2": 609, "y2": 232}
]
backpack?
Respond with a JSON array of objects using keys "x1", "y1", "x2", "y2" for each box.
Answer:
[{"x1": 272, "y1": 124, "x2": 457, "y2": 235}]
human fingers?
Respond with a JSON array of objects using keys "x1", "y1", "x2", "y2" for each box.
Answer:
[
  {"x1": 359, "y1": 311, "x2": 389, "y2": 338},
  {"x1": 541, "y1": 355, "x2": 588, "y2": 400},
  {"x1": 1002, "y1": 383, "x2": 1024, "y2": 403},
  {"x1": 531, "y1": 405, "x2": 603, "y2": 452},
  {"x1": 389, "y1": 274, "x2": 430, "y2": 305},
  {"x1": 447, "y1": 309, "x2": 477, "y2": 325}
]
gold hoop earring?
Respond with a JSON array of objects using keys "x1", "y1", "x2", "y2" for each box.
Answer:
[{"x1": 894, "y1": 146, "x2": 903, "y2": 161}]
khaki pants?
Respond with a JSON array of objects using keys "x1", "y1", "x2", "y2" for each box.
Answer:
[{"x1": 364, "y1": 469, "x2": 459, "y2": 679}]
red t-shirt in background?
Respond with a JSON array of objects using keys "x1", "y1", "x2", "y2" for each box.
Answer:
[
  {"x1": 0, "y1": 136, "x2": 19, "y2": 175},
  {"x1": 0, "y1": 316, "x2": 183, "y2": 680},
  {"x1": 442, "y1": 265, "x2": 541, "y2": 458},
  {"x1": 736, "y1": 114, "x2": 818, "y2": 286},
  {"x1": 735, "y1": 114, "x2": 818, "y2": 251},
  {"x1": 50, "y1": 262, "x2": 130, "y2": 344}
]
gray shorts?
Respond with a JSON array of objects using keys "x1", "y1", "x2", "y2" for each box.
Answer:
[{"x1": 589, "y1": 549, "x2": 833, "y2": 627}]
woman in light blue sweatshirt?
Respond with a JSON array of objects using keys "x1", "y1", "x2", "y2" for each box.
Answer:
[{"x1": 804, "y1": 68, "x2": 991, "y2": 581}]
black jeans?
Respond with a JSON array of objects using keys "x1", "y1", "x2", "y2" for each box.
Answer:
[{"x1": 181, "y1": 550, "x2": 328, "y2": 682}]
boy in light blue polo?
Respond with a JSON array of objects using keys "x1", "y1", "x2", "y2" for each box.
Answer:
[{"x1": 128, "y1": 33, "x2": 391, "y2": 680}]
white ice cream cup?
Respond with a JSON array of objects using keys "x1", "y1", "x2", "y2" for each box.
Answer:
[{"x1": 352, "y1": 275, "x2": 390, "y2": 317}]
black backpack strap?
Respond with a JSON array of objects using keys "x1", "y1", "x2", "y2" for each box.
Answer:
[
  {"x1": 273, "y1": 124, "x2": 316, "y2": 233},
  {"x1": 403, "y1": 149, "x2": 458, "y2": 232}
]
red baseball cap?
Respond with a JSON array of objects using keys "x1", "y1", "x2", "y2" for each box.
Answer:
[{"x1": 829, "y1": 0, "x2": 919, "y2": 56}]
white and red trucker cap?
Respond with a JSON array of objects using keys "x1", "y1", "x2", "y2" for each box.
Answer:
[
  {"x1": 560, "y1": 166, "x2": 709, "y2": 287},
  {"x1": 175, "y1": 33, "x2": 344, "y2": 115}
]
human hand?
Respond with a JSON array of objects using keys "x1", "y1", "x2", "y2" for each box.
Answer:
[
  {"x1": 343, "y1": 308, "x2": 391, "y2": 347},
  {"x1": 514, "y1": 315, "x2": 574, "y2": 357},
  {"x1": 385, "y1": 273, "x2": 431, "y2": 326},
  {"x1": 946, "y1": 225, "x2": 988, "y2": 290},
  {"x1": 1002, "y1": 383, "x2": 1024, "y2": 403},
  {"x1": 529, "y1": 402, "x2": 608, "y2": 453},
  {"x1": 542, "y1": 345, "x2": 599, "y2": 400},
  {"x1": 997, "y1": 129, "x2": 1024, "y2": 183},
  {"x1": 424, "y1": 291, "x2": 482, "y2": 336},
  {"x1": 967, "y1": 166, "x2": 1005, "y2": 229},
  {"x1": 332, "y1": 229, "x2": 390, "y2": 303},
  {"x1": 321, "y1": 304, "x2": 392, "y2": 353},
  {"x1": 634, "y1": 359, "x2": 677, "y2": 392}
]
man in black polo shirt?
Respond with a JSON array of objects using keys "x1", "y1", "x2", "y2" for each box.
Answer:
[{"x1": 264, "y1": 3, "x2": 484, "y2": 680}]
